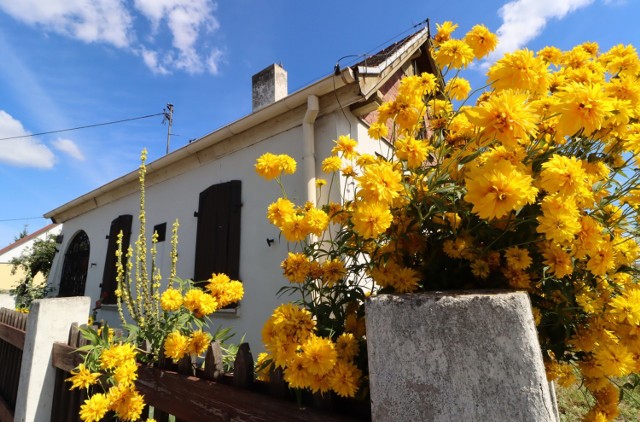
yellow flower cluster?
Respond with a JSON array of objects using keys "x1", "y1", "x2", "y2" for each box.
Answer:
[
  {"x1": 261, "y1": 304, "x2": 362, "y2": 397},
  {"x1": 257, "y1": 21, "x2": 640, "y2": 417},
  {"x1": 163, "y1": 329, "x2": 212, "y2": 362},
  {"x1": 69, "y1": 343, "x2": 145, "y2": 422}
]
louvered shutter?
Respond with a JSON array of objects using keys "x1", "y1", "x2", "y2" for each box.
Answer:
[{"x1": 194, "y1": 180, "x2": 242, "y2": 284}]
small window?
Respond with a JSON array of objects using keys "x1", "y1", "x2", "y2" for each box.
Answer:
[
  {"x1": 59, "y1": 231, "x2": 90, "y2": 297},
  {"x1": 101, "y1": 215, "x2": 133, "y2": 304},
  {"x1": 193, "y1": 180, "x2": 242, "y2": 284},
  {"x1": 153, "y1": 223, "x2": 167, "y2": 242}
]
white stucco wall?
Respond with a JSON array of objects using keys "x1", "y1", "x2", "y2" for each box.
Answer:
[{"x1": 47, "y1": 112, "x2": 378, "y2": 351}]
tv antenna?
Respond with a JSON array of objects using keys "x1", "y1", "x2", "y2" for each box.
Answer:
[{"x1": 163, "y1": 103, "x2": 174, "y2": 154}]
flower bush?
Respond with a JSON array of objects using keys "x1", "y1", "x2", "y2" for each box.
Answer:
[
  {"x1": 67, "y1": 149, "x2": 244, "y2": 422},
  {"x1": 256, "y1": 22, "x2": 640, "y2": 420}
]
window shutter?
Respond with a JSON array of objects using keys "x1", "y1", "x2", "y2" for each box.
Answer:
[
  {"x1": 194, "y1": 180, "x2": 242, "y2": 284},
  {"x1": 101, "y1": 214, "x2": 133, "y2": 304}
]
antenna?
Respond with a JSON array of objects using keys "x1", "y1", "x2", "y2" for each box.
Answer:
[{"x1": 163, "y1": 103, "x2": 174, "y2": 154}]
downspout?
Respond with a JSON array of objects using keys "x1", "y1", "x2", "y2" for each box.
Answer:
[{"x1": 303, "y1": 95, "x2": 320, "y2": 206}]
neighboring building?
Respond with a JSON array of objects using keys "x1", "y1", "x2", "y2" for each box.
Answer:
[
  {"x1": 0, "y1": 223, "x2": 61, "y2": 291},
  {"x1": 44, "y1": 28, "x2": 436, "y2": 349}
]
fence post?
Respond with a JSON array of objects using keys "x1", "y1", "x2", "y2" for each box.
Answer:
[
  {"x1": 0, "y1": 293, "x2": 14, "y2": 309},
  {"x1": 14, "y1": 296, "x2": 90, "y2": 422}
]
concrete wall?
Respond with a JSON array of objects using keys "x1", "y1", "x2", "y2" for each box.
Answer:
[{"x1": 47, "y1": 110, "x2": 379, "y2": 351}]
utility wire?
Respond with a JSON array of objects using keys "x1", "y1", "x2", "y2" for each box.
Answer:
[
  {"x1": 0, "y1": 112, "x2": 165, "y2": 141},
  {"x1": 0, "y1": 217, "x2": 46, "y2": 222}
]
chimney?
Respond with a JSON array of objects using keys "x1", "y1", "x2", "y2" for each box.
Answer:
[{"x1": 252, "y1": 63, "x2": 287, "y2": 111}]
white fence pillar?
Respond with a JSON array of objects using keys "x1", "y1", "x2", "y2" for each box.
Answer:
[
  {"x1": 14, "y1": 296, "x2": 90, "y2": 422},
  {"x1": 0, "y1": 293, "x2": 14, "y2": 309}
]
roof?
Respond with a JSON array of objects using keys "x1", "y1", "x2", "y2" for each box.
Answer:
[
  {"x1": 356, "y1": 27, "x2": 429, "y2": 73},
  {"x1": 0, "y1": 223, "x2": 60, "y2": 257},
  {"x1": 44, "y1": 26, "x2": 433, "y2": 224}
]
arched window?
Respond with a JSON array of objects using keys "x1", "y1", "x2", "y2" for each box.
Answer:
[{"x1": 58, "y1": 230, "x2": 90, "y2": 297}]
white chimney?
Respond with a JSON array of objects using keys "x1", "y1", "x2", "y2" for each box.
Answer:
[{"x1": 252, "y1": 63, "x2": 287, "y2": 111}]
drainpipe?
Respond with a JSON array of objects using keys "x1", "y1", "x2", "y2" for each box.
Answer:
[{"x1": 303, "y1": 95, "x2": 320, "y2": 206}]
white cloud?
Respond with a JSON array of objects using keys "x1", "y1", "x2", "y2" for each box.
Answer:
[
  {"x1": 485, "y1": 0, "x2": 595, "y2": 63},
  {"x1": 0, "y1": 110, "x2": 55, "y2": 169},
  {"x1": 206, "y1": 48, "x2": 224, "y2": 75},
  {"x1": 52, "y1": 138, "x2": 85, "y2": 161},
  {"x1": 0, "y1": 0, "x2": 133, "y2": 48},
  {"x1": 0, "y1": 0, "x2": 222, "y2": 75}
]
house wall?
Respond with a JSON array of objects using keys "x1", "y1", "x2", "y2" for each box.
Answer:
[{"x1": 48, "y1": 111, "x2": 378, "y2": 351}]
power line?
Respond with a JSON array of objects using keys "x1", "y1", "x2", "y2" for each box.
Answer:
[
  {"x1": 0, "y1": 217, "x2": 46, "y2": 222},
  {"x1": 0, "y1": 112, "x2": 165, "y2": 141}
]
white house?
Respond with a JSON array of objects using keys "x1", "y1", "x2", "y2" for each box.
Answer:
[{"x1": 44, "y1": 27, "x2": 436, "y2": 349}]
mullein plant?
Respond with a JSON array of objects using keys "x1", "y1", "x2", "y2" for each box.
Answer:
[
  {"x1": 67, "y1": 149, "x2": 244, "y2": 422},
  {"x1": 256, "y1": 21, "x2": 640, "y2": 421}
]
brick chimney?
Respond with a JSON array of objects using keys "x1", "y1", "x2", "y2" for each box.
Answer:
[{"x1": 252, "y1": 63, "x2": 287, "y2": 111}]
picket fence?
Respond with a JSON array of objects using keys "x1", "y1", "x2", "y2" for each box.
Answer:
[{"x1": 0, "y1": 306, "x2": 369, "y2": 422}]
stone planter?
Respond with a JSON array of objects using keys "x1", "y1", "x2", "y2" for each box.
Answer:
[{"x1": 365, "y1": 290, "x2": 557, "y2": 422}]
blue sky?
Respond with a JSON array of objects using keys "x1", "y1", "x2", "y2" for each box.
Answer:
[{"x1": 0, "y1": 0, "x2": 638, "y2": 248}]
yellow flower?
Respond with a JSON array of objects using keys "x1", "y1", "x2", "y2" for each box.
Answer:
[
  {"x1": 301, "y1": 335, "x2": 337, "y2": 376},
  {"x1": 328, "y1": 360, "x2": 361, "y2": 398},
  {"x1": 164, "y1": 331, "x2": 189, "y2": 362},
  {"x1": 280, "y1": 213, "x2": 310, "y2": 242},
  {"x1": 183, "y1": 288, "x2": 219, "y2": 318},
  {"x1": 487, "y1": 49, "x2": 549, "y2": 94},
  {"x1": 434, "y1": 39, "x2": 475, "y2": 69},
  {"x1": 160, "y1": 288, "x2": 183, "y2": 312},
  {"x1": 322, "y1": 156, "x2": 342, "y2": 173},
  {"x1": 552, "y1": 82, "x2": 613, "y2": 136},
  {"x1": 206, "y1": 274, "x2": 244, "y2": 308},
  {"x1": 113, "y1": 359, "x2": 138, "y2": 387},
  {"x1": 433, "y1": 21, "x2": 458, "y2": 45},
  {"x1": 536, "y1": 196, "x2": 581, "y2": 245},
  {"x1": 537, "y1": 46, "x2": 562, "y2": 65},
  {"x1": 255, "y1": 153, "x2": 297, "y2": 180},
  {"x1": 266, "y1": 197, "x2": 295, "y2": 228},
  {"x1": 356, "y1": 161, "x2": 404, "y2": 205},
  {"x1": 108, "y1": 385, "x2": 146, "y2": 421},
  {"x1": 351, "y1": 201, "x2": 393, "y2": 239},
  {"x1": 331, "y1": 135, "x2": 358, "y2": 159},
  {"x1": 464, "y1": 159, "x2": 537, "y2": 220},
  {"x1": 321, "y1": 259, "x2": 345, "y2": 287},
  {"x1": 284, "y1": 355, "x2": 312, "y2": 389},
  {"x1": 335, "y1": 332, "x2": 359, "y2": 361},
  {"x1": 281, "y1": 252, "x2": 310, "y2": 283},
  {"x1": 368, "y1": 122, "x2": 389, "y2": 139},
  {"x1": 540, "y1": 155, "x2": 591, "y2": 199},
  {"x1": 464, "y1": 24, "x2": 498, "y2": 59},
  {"x1": 100, "y1": 343, "x2": 137, "y2": 371},
  {"x1": 66, "y1": 364, "x2": 101, "y2": 390},
  {"x1": 466, "y1": 89, "x2": 538, "y2": 148},
  {"x1": 445, "y1": 77, "x2": 472, "y2": 101},
  {"x1": 395, "y1": 136, "x2": 430, "y2": 169},
  {"x1": 504, "y1": 247, "x2": 532, "y2": 271},
  {"x1": 79, "y1": 393, "x2": 110, "y2": 422},
  {"x1": 304, "y1": 207, "x2": 329, "y2": 236},
  {"x1": 188, "y1": 330, "x2": 212, "y2": 356}
]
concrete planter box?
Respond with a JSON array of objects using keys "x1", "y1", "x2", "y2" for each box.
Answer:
[{"x1": 365, "y1": 290, "x2": 557, "y2": 422}]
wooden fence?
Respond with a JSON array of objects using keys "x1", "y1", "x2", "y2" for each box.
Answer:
[
  {"x1": 49, "y1": 325, "x2": 370, "y2": 422},
  {"x1": 0, "y1": 308, "x2": 27, "y2": 422}
]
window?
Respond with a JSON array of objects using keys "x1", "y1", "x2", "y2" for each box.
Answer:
[
  {"x1": 59, "y1": 230, "x2": 90, "y2": 297},
  {"x1": 193, "y1": 180, "x2": 242, "y2": 284},
  {"x1": 100, "y1": 215, "x2": 133, "y2": 304}
]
